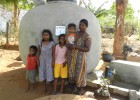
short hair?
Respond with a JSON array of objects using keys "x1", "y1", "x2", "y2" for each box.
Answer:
[
  {"x1": 29, "y1": 45, "x2": 37, "y2": 52},
  {"x1": 68, "y1": 23, "x2": 76, "y2": 29},
  {"x1": 80, "y1": 19, "x2": 88, "y2": 27}
]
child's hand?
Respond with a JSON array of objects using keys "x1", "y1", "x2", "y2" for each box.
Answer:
[
  {"x1": 68, "y1": 44, "x2": 77, "y2": 50},
  {"x1": 37, "y1": 61, "x2": 40, "y2": 67},
  {"x1": 71, "y1": 44, "x2": 77, "y2": 49},
  {"x1": 52, "y1": 61, "x2": 55, "y2": 68},
  {"x1": 63, "y1": 61, "x2": 67, "y2": 67}
]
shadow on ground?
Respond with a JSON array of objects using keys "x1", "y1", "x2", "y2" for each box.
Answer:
[
  {"x1": 0, "y1": 66, "x2": 129, "y2": 100},
  {"x1": 7, "y1": 62, "x2": 23, "y2": 68}
]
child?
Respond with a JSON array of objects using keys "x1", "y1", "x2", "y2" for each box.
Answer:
[
  {"x1": 53, "y1": 34, "x2": 67, "y2": 94},
  {"x1": 38, "y1": 29, "x2": 55, "y2": 94},
  {"x1": 66, "y1": 23, "x2": 76, "y2": 44},
  {"x1": 65, "y1": 23, "x2": 77, "y2": 93},
  {"x1": 25, "y1": 45, "x2": 38, "y2": 92}
]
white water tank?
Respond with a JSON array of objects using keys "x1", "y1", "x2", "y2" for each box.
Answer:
[{"x1": 19, "y1": 1, "x2": 101, "y2": 73}]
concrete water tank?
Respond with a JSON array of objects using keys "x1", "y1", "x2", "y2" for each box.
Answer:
[{"x1": 19, "y1": 1, "x2": 101, "y2": 73}]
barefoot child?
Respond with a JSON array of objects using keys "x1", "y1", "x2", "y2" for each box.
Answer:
[
  {"x1": 25, "y1": 45, "x2": 38, "y2": 91},
  {"x1": 38, "y1": 29, "x2": 55, "y2": 94},
  {"x1": 53, "y1": 34, "x2": 67, "y2": 94}
]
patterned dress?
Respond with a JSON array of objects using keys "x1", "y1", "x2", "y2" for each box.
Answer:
[
  {"x1": 68, "y1": 32, "x2": 91, "y2": 87},
  {"x1": 38, "y1": 41, "x2": 55, "y2": 82}
]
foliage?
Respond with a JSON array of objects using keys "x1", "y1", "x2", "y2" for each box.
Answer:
[
  {"x1": 0, "y1": 0, "x2": 34, "y2": 10},
  {"x1": 85, "y1": 0, "x2": 109, "y2": 18},
  {"x1": 98, "y1": 2, "x2": 135, "y2": 34},
  {"x1": 0, "y1": 0, "x2": 34, "y2": 34}
]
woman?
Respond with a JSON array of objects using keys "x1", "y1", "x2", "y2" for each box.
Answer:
[{"x1": 67, "y1": 19, "x2": 91, "y2": 95}]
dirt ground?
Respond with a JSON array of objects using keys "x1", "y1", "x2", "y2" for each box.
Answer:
[
  {"x1": 1, "y1": 35, "x2": 139, "y2": 100},
  {"x1": 102, "y1": 34, "x2": 140, "y2": 55}
]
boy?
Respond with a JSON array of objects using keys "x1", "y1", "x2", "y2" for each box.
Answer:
[
  {"x1": 66, "y1": 23, "x2": 76, "y2": 44},
  {"x1": 66, "y1": 23, "x2": 77, "y2": 93},
  {"x1": 25, "y1": 45, "x2": 38, "y2": 92}
]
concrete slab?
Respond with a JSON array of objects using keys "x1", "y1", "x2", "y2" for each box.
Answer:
[
  {"x1": 109, "y1": 60, "x2": 140, "y2": 86},
  {"x1": 86, "y1": 77, "x2": 140, "y2": 98}
]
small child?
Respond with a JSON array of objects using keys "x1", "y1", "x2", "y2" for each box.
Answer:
[
  {"x1": 66, "y1": 23, "x2": 76, "y2": 44},
  {"x1": 25, "y1": 45, "x2": 38, "y2": 92},
  {"x1": 53, "y1": 34, "x2": 67, "y2": 94},
  {"x1": 65, "y1": 23, "x2": 77, "y2": 93}
]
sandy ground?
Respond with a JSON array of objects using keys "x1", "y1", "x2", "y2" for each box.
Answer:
[
  {"x1": 102, "y1": 35, "x2": 140, "y2": 54},
  {"x1": 0, "y1": 49, "x2": 49, "y2": 100}
]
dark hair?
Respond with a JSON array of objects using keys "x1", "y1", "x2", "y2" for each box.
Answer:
[
  {"x1": 68, "y1": 23, "x2": 76, "y2": 29},
  {"x1": 29, "y1": 45, "x2": 37, "y2": 55},
  {"x1": 42, "y1": 29, "x2": 53, "y2": 42},
  {"x1": 80, "y1": 19, "x2": 88, "y2": 27},
  {"x1": 58, "y1": 34, "x2": 66, "y2": 44}
]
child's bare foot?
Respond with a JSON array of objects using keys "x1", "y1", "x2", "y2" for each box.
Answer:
[
  {"x1": 77, "y1": 88, "x2": 84, "y2": 95},
  {"x1": 58, "y1": 90, "x2": 63, "y2": 94}
]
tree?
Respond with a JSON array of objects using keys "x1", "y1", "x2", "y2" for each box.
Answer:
[
  {"x1": 79, "y1": 0, "x2": 108, "y2": 18},
  {"x1": 0, "y1": 0, "x2": 19, "y2": 34},
  {"x1": 98, "y1": 2, "x2": 134, "y2": 33},
  {"x1": 0, "y1": 0, "x2": 34, "y2": 34},
  {"x1": 113, "y1": 0, "x2": 128, "y2": 59}
]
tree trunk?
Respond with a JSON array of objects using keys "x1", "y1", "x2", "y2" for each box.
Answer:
[
  {"x1": 113, "y1": 0, "x2": 128, "y2": 59},
  {"x1": 13, "y1": 3, "x2": 19, "y2": 34},
  {"x1": 6, "y1": 22, "x2": 9, "y2": 46}
]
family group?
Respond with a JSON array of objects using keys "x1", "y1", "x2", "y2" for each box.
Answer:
[{"x1": 25, "y1": 19, "x2": 91, "y2": 95}]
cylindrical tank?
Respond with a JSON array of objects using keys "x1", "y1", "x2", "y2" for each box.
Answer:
[{"x1": 19, "y1": 1, "x2": 101, "y2": 73}]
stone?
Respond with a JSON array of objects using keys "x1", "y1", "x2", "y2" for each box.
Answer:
[{"x1": 19, "y1": 2, "x2": 101, "y2": 73}]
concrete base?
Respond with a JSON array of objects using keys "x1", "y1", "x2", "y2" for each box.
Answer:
[
  {"x1": 35, "y1": 94, "x2": 95, "y2": 100},
  {"x1": 86, "y1": 69, "x2": 140, "y2": 98},
  {"x1": 129, "y1": 90, "x2": 138, "y2": 100},
  {"x1": 109, "y1": 60, "x2": 140, "y2": 86},
  {"x1": 86, "y1": 79, "x2": 140, "y2": 99}
]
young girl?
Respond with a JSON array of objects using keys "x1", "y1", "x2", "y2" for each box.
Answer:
[
  {"x1": 25, "y1": 45, "x2": 38, "y2": 92},
  {"x1": 53, "y1": 34, "x2": 67, "y2": 94},
  {"x1": 38, "y1": 29, "x2": 55, "y2": 94}
]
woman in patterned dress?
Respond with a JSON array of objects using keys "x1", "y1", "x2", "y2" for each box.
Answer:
[{"x1": 67, "y1": 19, "x2": 91, "y2": 95}]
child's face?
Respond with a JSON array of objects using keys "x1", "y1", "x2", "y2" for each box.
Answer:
[
  {"x1": 68, "y1": 27, "x2": 76, "y2": 33},
  {"x1": 42, "y1": 32, "x2": 50, "y2": 41},
  {"x1": 29, "y1": 48, "x2": 35, "y2": 56},
  {"x1": 59, "y1": 36, "x2": 66, "y2": 44}
]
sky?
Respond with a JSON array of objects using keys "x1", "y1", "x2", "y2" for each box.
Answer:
[{"x1": 80, "y1": 0, "x2": 140, "y2": 18}]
